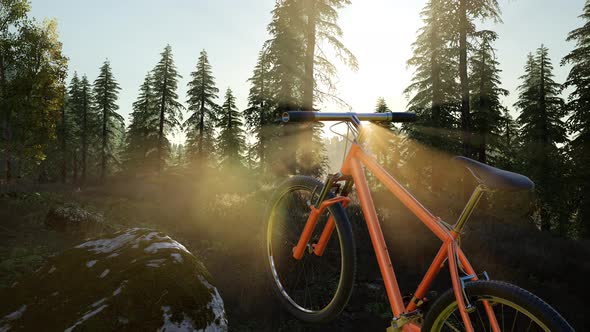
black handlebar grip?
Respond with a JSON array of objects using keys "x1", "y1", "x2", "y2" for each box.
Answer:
[
  {"x1": 390, "y1": 112, "x2": 417, "y2": 123},
  {"x1": 282, "y1": 111, "x2": 316, "y2": 123}
]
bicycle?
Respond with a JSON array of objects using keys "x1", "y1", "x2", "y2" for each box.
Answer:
[{"x1": 264, "y1": 111, "x2": 574, "y2": 331}]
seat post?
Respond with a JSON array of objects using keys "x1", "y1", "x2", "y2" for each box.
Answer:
[{"x1": 454, "y1": 184, "x2": 486, "y2": 233}]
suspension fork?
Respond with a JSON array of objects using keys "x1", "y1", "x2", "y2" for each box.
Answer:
[
  {"x1": 293, "y1": 173, "x2": 352, "y2": 260},
  {"x1": 312, "y1": 177, "x2": 353, "y2": 256},
  {"x1": 292, "y1": 174, "x2": 351, "y2": 260}
]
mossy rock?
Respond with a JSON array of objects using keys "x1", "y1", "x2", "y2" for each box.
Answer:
[
  {"x1": 44, "y1": 205, "x2": 109, "y2": 235},
  {"x1": 0, "y1": 228, "x2": 228, "y2": 331}
]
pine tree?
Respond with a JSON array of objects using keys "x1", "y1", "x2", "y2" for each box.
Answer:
[
  {"x1": 515, "y1": 46, "x2": 567, "y2": 232},
  {"x1": 456, "y1": 0, "x2": 501, "y2": 157},
  {"x1": 76, "y1": 74, "x2": 95, "y2": 183},
  {"x1": 93, "y1": 60, "x2": 123, "y2": 179},
  {"x1": 562, "y1": 0, "x2": 590, "y2": 237},
  {"x1": 301, "y1": 0, "x2": 357, "y2": 108},
  {"x1": 184, "y1": 50, "x2": 219, "y2": 164},
  {"x1": 300, "y1": 0, "x2": 356, "y2": 176},
  {"x1": 244, "y1": 50, "x2": 274, "y2": 172},
  {"x1": 151, "y1": 45, "x2": 183, "y2": 172},
  {"x1": 217, "y1": 88, "x2": 246, "y2": 167},
  {"x1": 470, "y1": 30, "x2": 507, "y2": 164},
  {"x1": 404, "y1": 0, "x2": 460, "y2": 190},
  {"x1": 263, "y1": 0, "x2": 356, "y2": 176},
  {"x1": 264, "y1": 0, "x2": 306, "y2": 174},
  {"x1": 124, "y1": 73, "x2": 159, "y2": 172},
  {"x1": 64, "y1": 73, "x2": 82, "y2": 182}
]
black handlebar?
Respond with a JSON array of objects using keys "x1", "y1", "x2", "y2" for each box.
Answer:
[{"x1": 282, "y1": 111, "x2": 417, "y2": 123}]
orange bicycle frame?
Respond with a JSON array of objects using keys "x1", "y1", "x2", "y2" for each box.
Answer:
[{"x1": 291, "y1": 142, "x2": 500, "y2": 332}]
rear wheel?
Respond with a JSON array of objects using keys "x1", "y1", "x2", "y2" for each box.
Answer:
[
  {"x1": 265, "y1": 176, "x2": 356, "y2": 323},
  {"x1": 422, "y1": 280, "x2": 574, "y2": 332}
]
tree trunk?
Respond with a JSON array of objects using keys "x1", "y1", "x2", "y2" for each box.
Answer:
[
  {"x1": 301, "y1": 0, "x2": 317, "y2": 175},
  {"x1": 459, "y1": 0, "x2": 471, "y2": 158}
]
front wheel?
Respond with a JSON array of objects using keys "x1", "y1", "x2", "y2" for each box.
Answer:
[
  {"x1": 422, "y1": 280, "x2": 574, "y2": 332},
  {"x1": 264, "y1": 176, "x2": 356, "y2": 323}
]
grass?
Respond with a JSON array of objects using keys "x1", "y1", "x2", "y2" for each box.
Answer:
[{"x1": 0, "y1": 169, "x2": 588, "y2": 330}]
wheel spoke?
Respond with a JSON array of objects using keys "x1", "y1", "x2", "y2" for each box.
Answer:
[{"x1": 511, "y1": 310, "x2": 518, "y2": 332}]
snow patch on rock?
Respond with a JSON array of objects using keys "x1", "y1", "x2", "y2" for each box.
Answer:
[
  {"x1": 170, "y1": 253, "x2": 183, "y2": 263},
  {"x1": 198, "y1": 275, "x2": 228, "y2": 330},
  {"x1": 76, "y1": 230, "x2": 138, "y2": 254},
  {"x1": 144, "y1": 241, "x2": 189, "y2": 254},
  {"x1": 63, "y1": 304, "x2": 108, "y2": 332},
  {"x1": 158, "y1": 306, "x2": 195, "y2": 332}
]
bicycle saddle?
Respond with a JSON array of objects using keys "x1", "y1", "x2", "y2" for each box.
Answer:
[{"x1": 454, "y1": 156, "x2": 534, "y2": 191}]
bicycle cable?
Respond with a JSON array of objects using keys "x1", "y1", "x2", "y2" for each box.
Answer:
[{"x1": 329, "y1": 121, "x2": 356, "y2": 167}]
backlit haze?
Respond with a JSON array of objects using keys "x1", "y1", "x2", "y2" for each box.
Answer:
[{"x1": 30, "y1": 0, "x2": 584, "y2": 144}]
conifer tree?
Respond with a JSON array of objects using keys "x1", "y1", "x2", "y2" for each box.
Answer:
[
  {"x1": 151, "y1": 45, "x2": 183, "y2": 172},
  {"x1": 470, "y1": 30, "x2": 507, "y2": 163},
  {"x1": 244, "y1": 50, "x2": 274, "y2": 172},
  {"x1": 404, "y1": 0, "x2": 460, "y2": 190},
  {"x1": 124, "y1": 73, "x2": 158, "y2": 172},
  {"x1": 184, "y1": 50, "x2": 219, "y2": 164},
  {"x1": 76, "y1": 74, "x2": 95, "y2": 183},
  {"x1": 562, "y1": 0, "x2": 590, "y2": 237},
  {"x1": 515, "y1": 46, "x2": 567, "y2": 231},
  {"x1": 64, "y1": 73, "x2": 82, "y2": 182},
  {"x1": 263, "y1": 0, "x2": 355, "y2": 176},
  {"x1": 93, "y1": 60, "x2": 123, "y2": 179},
  {"x1": 217, "y1": 88, "x2": 246, "y2": 167},
  {"x1": 456, "y1": 0, "x2": 501, "y2": 157}
]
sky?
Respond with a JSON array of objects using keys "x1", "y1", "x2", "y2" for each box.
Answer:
[{"x1": 29, "y1": 0, "x2": 585, "y2": 143}]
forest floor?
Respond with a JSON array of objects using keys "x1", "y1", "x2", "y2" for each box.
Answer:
[{"x1": 1, "y1": 172, "x2": 589, "y2": 331}]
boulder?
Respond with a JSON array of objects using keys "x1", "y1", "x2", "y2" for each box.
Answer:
[
  {"x1": 0, "y1": 228, "x2": 227, "y2": 331},
  {"x1": 44, "y1": 205, "x2": 108, "y2": 235}
]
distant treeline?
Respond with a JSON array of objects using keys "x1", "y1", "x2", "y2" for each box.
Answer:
[{"x1": 1, "y1": 0, "x2": 589, "y2": 239}]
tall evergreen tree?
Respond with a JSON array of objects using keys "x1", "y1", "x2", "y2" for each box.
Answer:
[
  {"x1": 151, "y1": 45, "x2": 183, "y2": 172},
  {"x1": 470, "y1": 30, "x2": 507, "y2": 163},
  {"x1": 516, "y1": 46, "x2": 567, "y2": 232},
  {"x1": 184, "y1": 50, "x2": 219, "y2": 164},
  {"x1": 404, "y1": 0, "x2": 460, "y2": 191},
  {"x1": 60, "y1": 73, "x2": 82, "y2": 183},
  {"x1": 562, "y1": 0, "x2": 590, "y2": 237},
  {"x1": 300, "y1": 0, "x2": 356, "y2": 176},
  {"x1": 263, "y1": 0, "x2": 356, "y2": 176},
  {"x1": 124, "y1": 73, "x2": 158, "y2": 172},
  {"x1": 456, "y1": 0, "x2": 501, "y2": 157},
  {"x1": 217, "y1": 88, "x2": 246, "y2": 167},
  {"x1": 93, "y1": 60, "x2": 123, "y2": 179},
  {"x1": 76, "y1": 74, "x2": 95, "y2": 183},
  {"x1": 244, "y1": 50, "x2": 274, "y2": 172}
]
